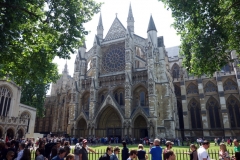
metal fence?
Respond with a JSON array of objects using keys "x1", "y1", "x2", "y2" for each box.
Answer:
[{"x1": 30, "y1": 149, "x2": 236, "y2": 160}]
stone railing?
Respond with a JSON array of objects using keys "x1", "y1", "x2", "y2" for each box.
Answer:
[{"x1": 0, "y1": 116, "x2": 28, "y2": 125}]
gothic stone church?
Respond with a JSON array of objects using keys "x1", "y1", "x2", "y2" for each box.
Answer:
[{"x1": 35, "y1": 5, "x2": 240, "y2": 139}]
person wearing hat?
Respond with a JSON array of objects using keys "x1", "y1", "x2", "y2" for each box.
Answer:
[
  {"x1": 197, "y1": 140, "x2": 210, "y2": 160},
  {"x1": 163, "y1": 141, "x2": 174, "y2": 160},
  {"x1": 150, "y1": 138, "x2": 162, "y2": 160},
  {"x1": 79, "y1": 139, "x2": 96, "y2": 160},
  {"x1": 51, "y1": 148, "x2": 66, "y2": 160}
]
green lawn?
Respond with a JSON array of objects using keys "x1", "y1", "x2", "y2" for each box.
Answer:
[{"x1": 84, "y1": 143, "x2": 235, "y2": 160}]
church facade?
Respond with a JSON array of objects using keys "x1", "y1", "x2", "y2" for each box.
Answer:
[{"x1": 35, "y1": 5, "x2": 240, "y2": 140}]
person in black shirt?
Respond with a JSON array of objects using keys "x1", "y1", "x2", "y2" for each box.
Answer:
[{"x1": 121, "y1": 141, "x2": 129, "y2": 160}]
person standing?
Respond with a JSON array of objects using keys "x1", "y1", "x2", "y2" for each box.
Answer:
[
  {"x1": 16, "y1": 143, "x2": 26, "y2": 160},
  {"x1": 110, "y1": 146, "x2": 120, "y2": 160},
  {"x1": 51, "y1": 148, "x2": 66, "y2": 160},
  {"x1": 127, "y1": 150, "x2": 138, "y2": 160},
  {"x1": 219, "y1": 143, "x2": 230, "y2": 160},
  {"x1": 163, "y1": 141, "x2": 174, "y2": 160},
  {"x1": 185, "y1": 144, "x2": 198, "y2": 160},
  {"x1": 150, "y1": 139, "x2": 162, "y2": 160},
  {"x1": 165, "y1": 150, "x2": 176, "y2": 160},
  {"x1": 233, "y1": 139, "x2": 240, "y2": 160},
  {"x1": 121, "y1": 141, "x2": 129, "y2": 160},
  {"x1": 98, "y1": 146, "x2": 113, "y2": 160},
  {"x1": 137, "y1": 144, "x2": 148, "y2": 160},
  {"x1": 197, "y1": 140, "x2": 210, "y2": 160}
]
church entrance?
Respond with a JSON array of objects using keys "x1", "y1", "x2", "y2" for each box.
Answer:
[
  {"x1": 17, "y1": 129, "x2": 24, "y2": 139},
  {"x1": 133, "y1": 115, "x2": 148, "y2": 140},
  {"x1": 77, "y1": 118, "x2": 88, "y2": 137},
  {"x1": 7, "y1": 128, "x2": 14, "y2": 139},
  {"x1": 96, "y1": 106, "x2": 122, "y2": 139}
]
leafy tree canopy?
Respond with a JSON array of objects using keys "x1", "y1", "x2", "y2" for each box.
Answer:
[
  {"x1": 0, "y1": 0, "x2": 101, "y2": 116},
  {"x1": 159, "y1": 0, "x2": 240, "y2": 76}
]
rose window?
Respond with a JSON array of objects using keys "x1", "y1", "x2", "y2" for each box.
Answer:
[{"x1": 102, "y1": 46, "x2": 125, "y2": 72}]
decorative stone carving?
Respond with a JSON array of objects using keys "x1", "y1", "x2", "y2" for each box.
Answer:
[
  {"x1": 107, "y1": 97, "x2": 112, "y2": 104},
  {"x1": 104, "y1": 18, "x2": 126, "y2": 42},
  {"x1": 92, "y1": 58, "x2": 96, "y2": 68},
  {"x1": 125, "y1": 51, "x2": 130, "y2": 62}
]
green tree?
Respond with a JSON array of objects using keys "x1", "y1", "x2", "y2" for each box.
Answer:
[
  {"x1": 159, "y1": 0, "x2": 240, "y2": 75},
  {"x1": 0, "y1": 0, "x2": 101, "y2": 116}
]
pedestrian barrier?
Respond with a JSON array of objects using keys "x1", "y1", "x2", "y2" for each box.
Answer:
[{"x1": 30, "y1": 149, "x2": 235, "y2": 160}]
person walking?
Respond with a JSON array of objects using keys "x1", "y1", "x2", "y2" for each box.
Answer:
[
  {"x1": 197, "y1": 140, "x2": 210, "y2": 160},
  {"x1": 150, "y1": 138, "x2": 162, "y2": 160},
  {"x1": 121, "y1": 141, "x2": 129, "y2": 160},
  {"x1": 110, "y1": 146, "x2": 120, "y2": 160}
]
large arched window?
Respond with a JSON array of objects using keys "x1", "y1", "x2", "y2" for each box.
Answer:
[
  {"x1": 207, "y1": 98, "x2": 221, "y2": 128},
  {"x1": 20, "y1": 112, "x2": 31, "y2": 133},
  {"x1": 223, "y1": 79, "x2": 238, "y2": 91},
  {"x1": 172, "y1": 63, "x2": 180, "y2": 79},
  {"x1": 177, "y1": 100, "x2": 184, "y2": 129},
  {"x1": 0, "y1": 86, "x2": 12, "y2": 116},
  {"x1": 113, "y1": 89, "x2": 124, "y2": 106},
  {"x1": 204, "y1": 81, "x2": 217, "y2": 93},
  {"x1": 227, "y1": 96, "x2": 240, "y2": 128},
  {"x1": 187, "y1": 83, "x2": 199, "y2": 95},
  {"x1": 189, "y1": 99, "x2": 202, "y2": 129}
]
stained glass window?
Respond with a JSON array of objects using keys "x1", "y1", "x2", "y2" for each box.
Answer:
[
  {"x1": 189, "y1": 99, "x2": 202, "y2": 129},
  {"x1": 205, "y1": 81, "x2": 217, "y2": 93},
  {"x1": 187, "y1": 83, "x2": 199, "y2": 94},
  {"x1": 0, "y1": 86, "x2": 12, "y2": 116},
  {"x1": 224, "y1": 79, "x2": 237, "y2": 91},
  {"x1": 227, "y1": 96, "x2": 240, "y2": 127},
  {"x1": 103, "y1": 46, "x2": 125, "y2": 73},
  {"x1": 207, "y1": 98, "x2": 221, "y2": 128}
]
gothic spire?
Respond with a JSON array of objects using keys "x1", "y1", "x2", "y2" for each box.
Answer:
[
  {"x1": 63, "y1": 60, "x2": 68, "y2": 74},
  {"x1": 97, "y1": 13, "x2": 104, "y2": 39},
  {"x1": 147, "y1": 15, "x2": 157, "y2": 32},
  {"x1": 127, "y1": 3, "x2": 134, "y2": 33}
]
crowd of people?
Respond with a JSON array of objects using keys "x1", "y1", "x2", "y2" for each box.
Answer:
[{"x1": 0, "y1": 136, "x2": 240, "y2": 160}]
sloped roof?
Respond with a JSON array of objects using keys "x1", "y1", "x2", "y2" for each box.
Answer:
[
  {"x1": 166, "y1": 46, "x2": 180, "y2": 57},
  {"x1": 103, "y1": 17, "x2": 126, "y2": 42},
  {"x1": 147, "y1": 15, "x2": 157, "y2": 32}
]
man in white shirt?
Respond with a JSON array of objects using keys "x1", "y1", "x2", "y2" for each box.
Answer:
[
  {"x1": 197, "y1": 140, "x2": 210, "y2": 160},
  {"x1": 16, "y1": 143, "x2": 26, "y2": 160}
]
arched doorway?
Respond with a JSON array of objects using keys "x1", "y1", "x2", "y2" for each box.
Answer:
[
  {"x1": 133, "y1": 115, "x2": 148, "y2": 139},
  {"x1": 17, "y1": 129, "x2": 24, "y2": 139},
  {"x1": 96, "y1": 106, "x2": 122, "y2": 138},
  {"x1": 7, "y1": 128, "x2": 14, "y2": 139},
  {"x1": 77, "y1": 118, "x2": 87, "y2": 137}
]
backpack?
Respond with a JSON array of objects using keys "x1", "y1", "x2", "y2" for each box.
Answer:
[{"x1": 74, "y1": 146, "x2": 81, "y2": 155}]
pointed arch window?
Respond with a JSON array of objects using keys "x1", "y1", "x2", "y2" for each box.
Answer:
[
  {"x1": 172, "y1": 64, "x2": 180, "y2": 79},
  {"x1": 224, "y1": 79, "x2": 237, "y2": 91},
  {"x1": 0, "y1": 86, "x2": 12, "y2": 116},
  {"x1": 114, "y1": 93, "x2": 118, "y2": 103},
  {"x1": 187, "y1": 83, "x2": 199, "y2": 94},
  {"x1": 204, "y1": 81, "x2": 217, "y2": 93},
  {"x1": 227, "y1": 97, "x2": 240, "y2": 128},
  {"x1": 119, "y1": 93, "x2": 124, "y2": 105},
  {"x1": 140, "y1": 92, "x2": 145, "y2": 106},
  {"x1": 101, "y1": 95, "x2": 105, "y2": 103},
  {"x1": 189, "y1": 99, "x2": 202, "y2": 129},
  {"x1": 177, "y1": 100, "x2": 184, "y2": 129},
  {"x1": 207, "y1": 98, "x2": 221, "y2": 128}
]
